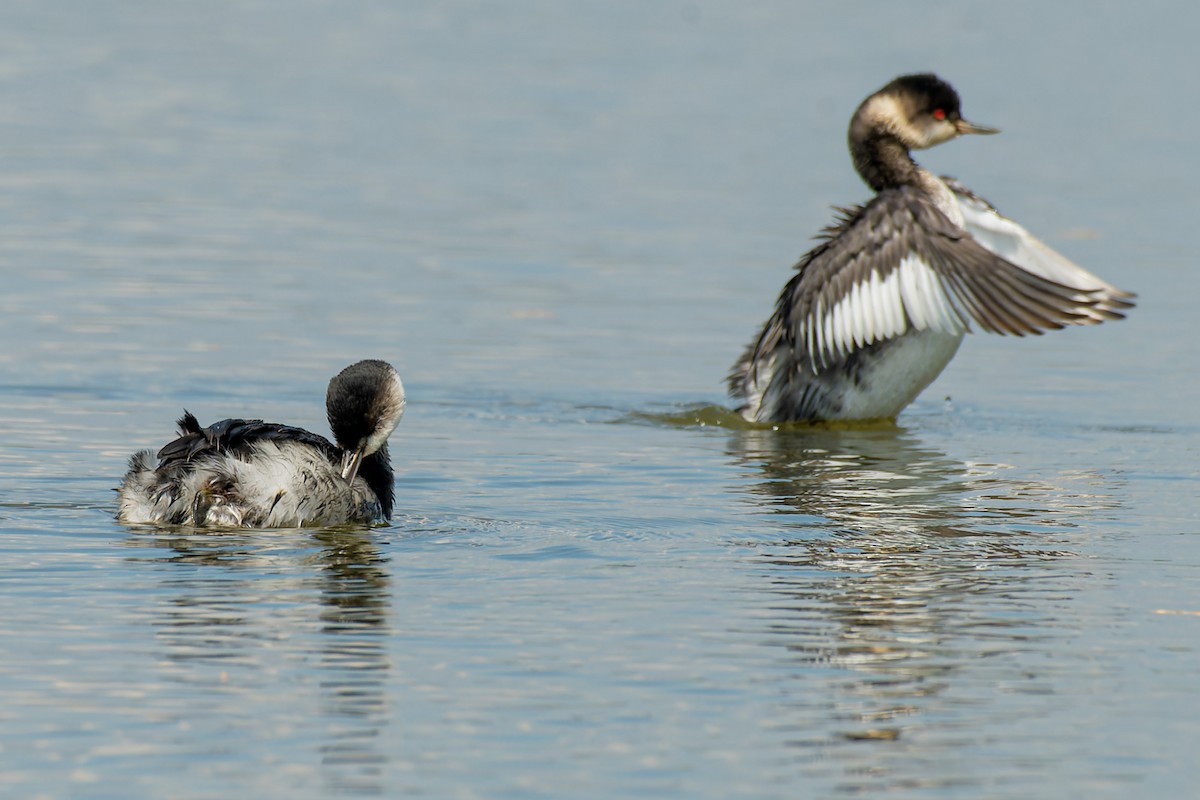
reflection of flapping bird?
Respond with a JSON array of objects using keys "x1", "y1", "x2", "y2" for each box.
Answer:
[
  {"x1": 731, "y1": 424, "x2": 977, "y2": 538},
  {"x1": 118, "y1": 360, "x2": 404, "y2": 527},
  {"x1": 729, "y1": 423, "x2": 1119, "y2": 539},
  {"x1": 728, "y1": 425, "x2": 1122, "y2": 754},
  {"x1": 729, "y1": 73, "x2": 1134, "y2": 423}
]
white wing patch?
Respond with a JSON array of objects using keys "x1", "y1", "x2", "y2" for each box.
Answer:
[
  {"x1": 954, "y1": 192, "x2": 1130, "y2": 320},
  {"x1": 805, "y1": 254, "x2": 968, "y2": 369},
  {"x1": 898, "y1": 254, "x2": 965, "y2": 333}
]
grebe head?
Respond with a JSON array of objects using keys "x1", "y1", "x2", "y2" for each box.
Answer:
[
  {"x1": 325, "y1": 359, "x2": 405, "y2": 484},
  {"x1": 850, "y1": 73, "x2": 999, "y2": 152}
]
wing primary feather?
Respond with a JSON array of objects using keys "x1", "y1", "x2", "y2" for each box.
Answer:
[
  {"x1": 811, "y1": 297, "x2": 825, "y2": 370},
  {"x1": 832, "y1": 287, "x2": 849, "y2": 355},
  {"x1": 821, "y1": 299, "x2": 837, "y2": 369},
  {"x1": 955, "y1": 273, "x2": 1027, "y2": 334},
  {"x1": 847, "y1": 282, "x2": 862, "y2": 350}
]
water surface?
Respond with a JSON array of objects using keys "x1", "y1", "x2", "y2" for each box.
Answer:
[{"x1": 1, "y1": 2, "x2": 1197, "y2": 798}]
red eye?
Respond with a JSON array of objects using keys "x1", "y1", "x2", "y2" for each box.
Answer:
[{"x1": 932, "y1": 108, "x2": 946, "y2": 121}]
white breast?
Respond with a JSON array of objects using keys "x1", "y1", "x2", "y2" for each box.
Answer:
[{"x1": 832, "y1": 329, "x2": 964, "y2": 420}]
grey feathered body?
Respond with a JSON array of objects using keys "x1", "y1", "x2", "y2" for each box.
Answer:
[{"x1": 117, "y1": 413, "x2": 390, "y2": 527}]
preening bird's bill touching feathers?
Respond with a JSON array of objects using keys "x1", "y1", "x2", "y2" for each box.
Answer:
[{"x1": 117, "y1": 360, "x2": 403, "y2": 528}]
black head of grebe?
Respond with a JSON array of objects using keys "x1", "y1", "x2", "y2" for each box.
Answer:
[
  {"x1": 727, "y1": 73, "x2": 1135, "y2": 424},
  {"x1": 325, "y1": 359, "x2": 406, "y2": 513},
  {"x1": 848, "y1": 72, "x2": 998, "y2": 194},
  {"x1": 117, "y1": 359, "x2": 405, "y2": 528}
]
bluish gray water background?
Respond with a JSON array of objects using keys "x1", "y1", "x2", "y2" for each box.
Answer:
[{"x1": 1, "y1": 2, "x2": 1197, "y2": 798}]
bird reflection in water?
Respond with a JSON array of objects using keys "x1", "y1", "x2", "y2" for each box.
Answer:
[
  {"x1": 726, "y1": 423, "x2": 1120, "y2": 792},
  {"x1": 128, "y1": 527, "x2": 392, "y2": 796},
  {"x1": 311, "y1": 528, "x2": 391, "y2": 794}
]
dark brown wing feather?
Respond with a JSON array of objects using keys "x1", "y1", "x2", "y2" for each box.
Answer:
[{"x1": 729, "y1": 186, "x2": 1110, "y2": 395}]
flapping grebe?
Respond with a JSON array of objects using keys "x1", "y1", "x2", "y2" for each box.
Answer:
[{"x1": 728, "y1": 73, "x2": 1134, "y2": 422}]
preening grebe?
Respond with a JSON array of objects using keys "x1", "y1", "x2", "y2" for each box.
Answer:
[
  {"x1": 728, "y1": 73, "x2": 1134, "y2": 423},
  {"x1": 117, "y1": 359, "x2": 404, "y2": 527}
]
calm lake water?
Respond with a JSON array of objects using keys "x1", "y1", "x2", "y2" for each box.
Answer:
[{"x1": 1, "y1": 2, "x2": 1197, "y2": 798}]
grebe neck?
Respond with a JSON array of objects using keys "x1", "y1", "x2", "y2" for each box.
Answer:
[
  {"x1": 850, "y1": 134, "x2": 924, "y2": 192},
  {"x1": 850, "y1": 134, "x2": 961, "y2": 224}
]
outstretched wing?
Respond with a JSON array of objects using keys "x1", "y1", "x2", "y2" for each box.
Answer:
[
  {"x1": 775, "y1": 185, "x2": 1118, "y2": 371},
  {"x1": 944, "y1": 177, "x2": 1136, "y2": 322}
]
